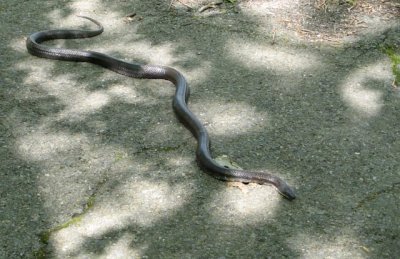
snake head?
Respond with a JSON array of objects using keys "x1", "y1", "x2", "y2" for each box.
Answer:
[{"x1": 277, "y1": 182, "x2": 296, "y2": 201}]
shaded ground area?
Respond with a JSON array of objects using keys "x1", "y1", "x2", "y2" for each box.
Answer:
[{"x1": 1, "y1": 0, "x2": 399, "y2": 258}]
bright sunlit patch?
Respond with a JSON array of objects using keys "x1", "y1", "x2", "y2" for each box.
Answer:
[
  {"x1": 239, "y1": 0, "x2": 300, "y2": 16},
  {"x1": 342, "y1": 86, "x2": 382, "y2": 116},
  {"x1": 289, "y1": 232, "x2": 364, "y2": 258},
  {"x1": 107, "y1": 40, "x2": 178, "y2": 66},
  {"x1": 18, "y1": 61, "x2": 55, "y2": 86},
  {"x1": 52, "y1": 180, "x2": 188, "y2": 253},
  {"x1": 340, "y1": 61, "x2": 392, "y2": 118},
  {"x1": 166, "y1": 155, "x2": 193, "y2": 169},
  {"x1": 180, "y1": 61, "x2": 212, "y2": 84},
  {"x1": 46, "y1": 1, "x2": 121, "y2": 30},
  {"x1": 107, "y1": 84, "x2": 140, "y2": 103},
  {"x1": 62, "y1": 91, "x2": 110, "y2": 116},
  {"x1": 196, "y1": 102, "x2": 270, "y2": 136},
  {"x1": 17, "y1": 132, "x2": 88, "y2": 161},
  {"x1": 19, "y1": 61, "x2": 111, "y2": 119},
  {"x1": 226, "y1": 39, "x2": 321, "y2": 73},
  {"x1": 208, "y1": 187, "x2": 281, "y2": 225},
  {"x1": 68, "y1": 0, "x2": 101, "y2": 16},
  {"x1": 90, "y1": 37, "x2": 212, "y2": 84},
  {"x1": 103, "y1": 233, "x2": 146, "y2": 258}
]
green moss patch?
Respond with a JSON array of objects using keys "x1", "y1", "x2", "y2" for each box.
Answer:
[
  {"x1": 32, "y1": 191, "x2": 98, "y2": 258},
  {"x1": 383, "y1": 46, "x2": 400, "y2": 86}
]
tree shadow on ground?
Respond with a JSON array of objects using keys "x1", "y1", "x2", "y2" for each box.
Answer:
[{"x1": 1, "y1": 0, "x2": 399, "y2": 258}]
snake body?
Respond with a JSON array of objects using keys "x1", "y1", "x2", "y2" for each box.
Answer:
[{"x1": 26, "y1": 17, "x2": 296, "y2": 200}]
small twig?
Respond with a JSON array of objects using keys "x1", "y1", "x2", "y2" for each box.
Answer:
[
  {"x1": 125, "y1": 12, "x2": 136, "y2": 18},
  {"x1": 168, "y1": 0, "x2": 174, "y2": 10},
  {"x1": 301, "y1": 28, "x2": 313, "y2": 33},
  {"x1": 199, "y1": 1, "x2": 223, "y2": 13},
  {"x1": 271, "y1": 29, "x2": 276, "y2": 45},
  {"x1": 123, "y1": 12, "x2": 138, "y2": 23},
  {"x1": 177, "y1": 0, "x2": 193, "y2": 9}
]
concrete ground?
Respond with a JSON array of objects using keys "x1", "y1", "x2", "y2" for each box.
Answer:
[{"x1": 1, "y1": 0, "x2": 399, "y2": 258}]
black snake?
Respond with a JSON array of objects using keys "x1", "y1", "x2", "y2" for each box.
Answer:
[{"x1": 26, "y1": 16, "x2": 296, "y2": 200}]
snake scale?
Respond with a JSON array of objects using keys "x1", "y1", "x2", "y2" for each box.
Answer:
[{"x1": 26, "y1": 16, "x2": 296, "y2": 200}]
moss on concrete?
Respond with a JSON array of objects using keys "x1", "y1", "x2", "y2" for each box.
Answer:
[{"x1": 383, "y1": 46, "x2": 400, "y2": 86}]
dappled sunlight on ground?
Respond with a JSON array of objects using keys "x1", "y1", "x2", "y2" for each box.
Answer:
[
  {"x1": 14, "y1": 125, "x2": 133, "y2": 220},
  {"x1": 226, "y1": 38, "x2": 322, "y2": 74},
  {"x1": 106, "y1": 40, "x2": 179, "y2": 66},
  {"x1": 166, "y1": 155, "x2": 193, "y2": 170},
  {"x1": 178, "y1": 60, "x2": 213, "y2": 86},
  {"x1": 16, "y1": 131, "x2": 88, "y2": 161},
  {"x1": 288, "y1": 232, "x2": 364, "y2": 258},
  {"x1": 107, "y1": 84, "x2": 141, "y2": 103},
  {"x1": 64, "y1": 91, "x2": 111, "y2": 118},
  {"x1": 3, "y1": 0, "x2": 398, "y2": 257},
  {"x1": 240, "y1": 0, "x2": 300, "y2": 16},
  {"x1": 16, "y1": 60, "x2": 149, "y2": 122},
  {"x1": 340, "y1": 60, "x2": 392, "y2": 118},
  {"x1": 102, "y1": 233, "x2": 145, "y2": 258},
  {"x1": 208, "y1": 186, "x2": 281, "y2": 225},
  {"x1": 68, "y1": 0, "x2": 102, "y2": 15},
  {"x1": 50, "y1": 0, "x2": 123, "y2": 28},
  {"x1": 52, "y1": 180, "x2": 189, "y2": 255},
  {"x1": 198, "y1": 102, "x2": 270, "y2": 136}
]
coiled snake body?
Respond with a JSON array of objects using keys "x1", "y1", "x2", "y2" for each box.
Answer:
[{"x1": 26, "y1": 17, "x2": 295, "y2": 200}]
